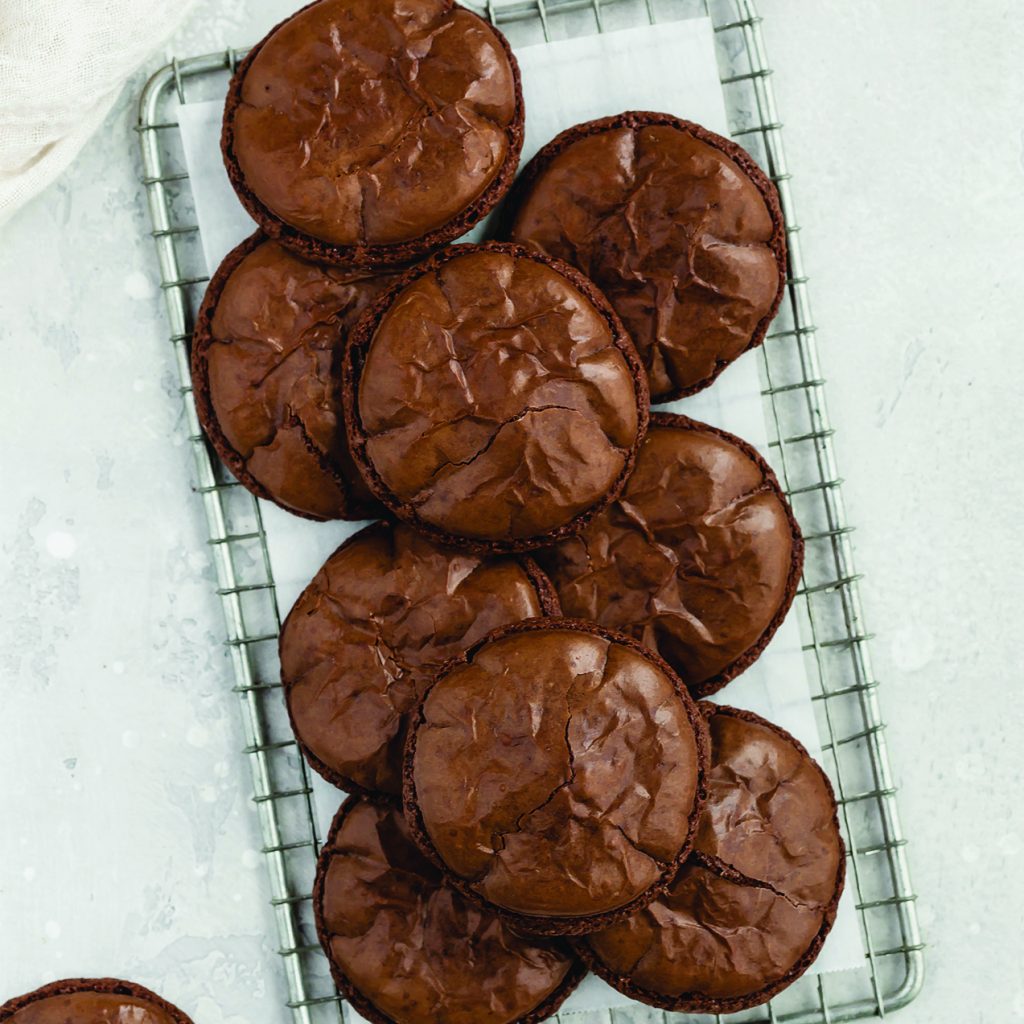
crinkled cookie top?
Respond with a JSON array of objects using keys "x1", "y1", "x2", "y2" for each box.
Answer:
[
  {"x1": 317, "y1": 800, "x2": 577, "y2": 1024},
  {"x1": 411, "y1": 626, "x2": 702, "y2": 919},
  {"x1": 355, "y1": 248, "x2": 641, "y2": 543},
  {"x1": 281, "y1": 521, "x2": 547, "y2": 795},
  {"x1": 535, "y1": 417, "x2": 797, "y2": 695},
  {"x1": 511, "y1": 118, "x2": 782, "y2": 399},
  {"x1": 231, "y1": 0, "x2": 519, "y2": 246},
  {"x1": 203, "y1": 238, "x2": 394, "y2": 518},
  {"x1": 585, "y1": 705, "x2": 843, "y2": 1005}
]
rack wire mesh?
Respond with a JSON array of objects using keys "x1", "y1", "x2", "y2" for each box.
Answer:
[{"x1": 136, "y1": 0, "x2": 924, "y2": 1021}]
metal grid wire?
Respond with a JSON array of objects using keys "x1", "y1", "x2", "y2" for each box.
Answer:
[{"x1": 136, "y1": 0, "x2": 924, "y2": 1021}]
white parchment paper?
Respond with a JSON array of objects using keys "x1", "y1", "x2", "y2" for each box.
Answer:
[{"x1": 177, "y1": 16, "x2": 865, "y2": 1014}]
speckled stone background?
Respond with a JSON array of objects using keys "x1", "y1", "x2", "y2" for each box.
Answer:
[{"x1": 1, "y1": 0, "x2": 1022, "y2": 1021}]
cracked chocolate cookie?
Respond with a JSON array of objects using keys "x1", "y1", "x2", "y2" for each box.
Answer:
[
  {"x1": 280, "y1": 520, "x2": 559, "y2": 797},
  {"x1": 504, "y1": 111, "x2": 787, "y2": 401},
  {"x1": 222, "y1": 0, "x2": 524, "y2": 267},
  {"x1": 344, "y1": 243, "x2": 649, "y2": 553},
  {"x1": 533, "y1": 412, "x2": 803, "y2": 698},
  {"x1": 1, "y1": 978, "x2": 194, "y2": 1024},
  {"x1": 191, "y1": 233, "x2": 399, "y2": 520},
  {"x1": 581, "y1": 703, "x2": 845, "y2": 1013},
  {"x1": 314, "y1": 797, "x2": 585, "y2": 1024},
  {"x1": 403, "y1": 618, "x2": 708, "y2": 936}
]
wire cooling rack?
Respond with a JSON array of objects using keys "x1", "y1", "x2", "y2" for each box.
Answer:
[{"x1": 137, "y1": 1, "x2": 923, "y2": 1021}]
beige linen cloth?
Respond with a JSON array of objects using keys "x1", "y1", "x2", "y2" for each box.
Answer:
[{"x1": 0, "y1": 0, "x2": 196, "y2": 224}]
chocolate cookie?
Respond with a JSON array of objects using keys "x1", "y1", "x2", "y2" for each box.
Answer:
[
  {"x1": 533, "y1": 413, "x2": 803, "y2": 698},
  {"x1": 403, "y1": 618, "x2": 708, "y2": 936},
  {"x1": 222, "y1": 0, "x2": 524, "y2": 267},
  {"x1": 505, "y1": 111, "x2": 786, "y2": 400},
  {"x1": 314, "y1": 798, "x2": 584, "y2": 1024},
  {"x1": 280, "y1": 520, "x2": 558, "y2": 796},
  {"x1": 1, "y1": 978, "x2": 194, "y2": 1023},
  {"x1": 582, "y1": 704, "x2": 845, "y2": 1013},
  {"x1": 344, "y1": 243, "x2": 649, "y2": 553},
  {"x1": 192, "y1": 233, "x2": 399, "y2": 520}
]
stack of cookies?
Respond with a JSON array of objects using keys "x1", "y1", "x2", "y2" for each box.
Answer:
[{"x1": 189, "y1": 2, "x2": 846, "y2": 1022}]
